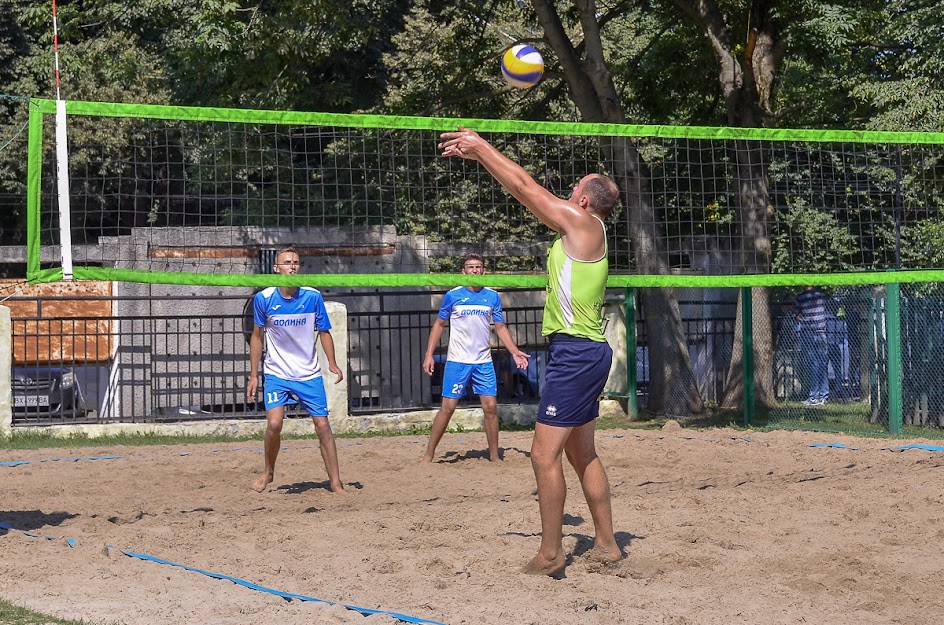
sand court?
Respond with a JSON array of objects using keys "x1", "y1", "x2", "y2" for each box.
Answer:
[{"x1": 2, "y1": 426, "x2": 943, "y2": 624}]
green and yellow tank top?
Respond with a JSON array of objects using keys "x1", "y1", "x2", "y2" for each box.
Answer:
[{"x1": 542, "y1": 216, "x2": 608, "y2": 342}]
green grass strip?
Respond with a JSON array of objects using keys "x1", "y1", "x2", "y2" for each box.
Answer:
[{"x1": 0, "y1": 597, "x2": 98, "y2": 625}]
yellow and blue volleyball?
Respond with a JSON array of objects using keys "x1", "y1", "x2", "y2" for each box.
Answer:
[{"x1": 501, "y1": 44, "x2": 544, "y2": 89}]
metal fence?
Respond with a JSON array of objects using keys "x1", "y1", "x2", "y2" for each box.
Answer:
[
  {"x1": 10, "y1": 310, "x2": 257, "y2": 425},
  {"x1": 7, "y1": 291, "x2": 558, "y2": 426},
  {"x1": 10, "y1": 286, "x2": 941, "y2": 434},
  {"x1": 636, "y1": 315, "x2": 737, "y2": 405},
  {"x1": 8, "y1": 289, "x2": 741, "y2": 427},
  {"x1": 345, "y1": 291, "x2": 549, "y2": 412}
]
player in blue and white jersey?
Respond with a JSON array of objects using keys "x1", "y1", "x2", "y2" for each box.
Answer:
[
  {"x1": 247, "y1": 246, "x2": 345, "y2": 494},
  {"x1": 421, "y1": 253, "x2": 530, "y2": 463}
]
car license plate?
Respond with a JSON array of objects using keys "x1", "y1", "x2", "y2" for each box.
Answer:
[{"x1": 13, "y1": 395, "x2": 50, "y2": 407}]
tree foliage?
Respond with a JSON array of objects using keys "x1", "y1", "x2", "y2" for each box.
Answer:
[{"x1": 851, "y1": 0, "x2": 944, "y2": 132}]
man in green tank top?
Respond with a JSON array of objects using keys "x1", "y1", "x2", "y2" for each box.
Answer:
[
  {"x1": 439, "y1": 126, "x2": 622, "y2": 576},
  {"x1": 543, "y1": 222, "x2": 609, "y2": 341}
]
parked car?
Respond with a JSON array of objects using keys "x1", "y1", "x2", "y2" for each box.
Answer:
[{"x1": 11, "y1": 366, "x2": 88, "y2": 420}]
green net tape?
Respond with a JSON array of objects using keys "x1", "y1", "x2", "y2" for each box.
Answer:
[
  {"x1": 21, "y1": 267, "x2": 935, "y2": 289},
  {"x1": 31, "y1": 98, "x2": 944, "y2": 144}
]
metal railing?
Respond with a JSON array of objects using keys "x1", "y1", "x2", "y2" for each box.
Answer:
[
  {"x1": 19, "y1": 289, "x2": 894, "y2": 427},
  {"x1": 10, "y1": 311, "x2": 258, "y2": 425},
  {"x1": 6, "y1": 291, "x2": 557, "y2": 425}
]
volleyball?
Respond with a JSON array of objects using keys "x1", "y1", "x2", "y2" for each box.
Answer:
[{"x1": 501, "y1": 44, "x2": 544, "y2": 89}]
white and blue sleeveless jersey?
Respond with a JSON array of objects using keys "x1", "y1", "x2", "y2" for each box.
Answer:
[
  {"x1": 254, "y1": 286, "x2": 332, "y2": 381},
  {"x1": 438, "y1": 286, "x2": 505, "y2": 364}
]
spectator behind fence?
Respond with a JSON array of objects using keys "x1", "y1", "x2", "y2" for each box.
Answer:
[{"x1": 795, "y1": 285, "x2": 829, "y2": 405}]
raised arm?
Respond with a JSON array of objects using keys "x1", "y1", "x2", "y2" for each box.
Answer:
[
  {"x1": 439, "y1": 127, "x2": 616, "y2": 262},
  {"x1": 439, "y1": 127, "x2": 585, "y2": 234}
]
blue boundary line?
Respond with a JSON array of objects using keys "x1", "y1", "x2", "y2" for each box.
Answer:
[
  {"x1": 0, "y1": 522, "x2": 75, "y2": 547},
  {"x1": 0, "y1": 454, "x2": 130, "y2": 467},
  {"x1": 0, "y1": 522, "x2": 445, "y2": 625},
  {"x1": 885, "y1": 444, "x2": 944, "y2": 452}
]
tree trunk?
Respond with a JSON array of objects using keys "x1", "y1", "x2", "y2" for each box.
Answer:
[
  {"x1": 534, "y1": 0, "x2": 705, "y2": 416},
  {"x1": 720, "y1": 139, "x2": 775, "y2": 408},
  {"x1": 673, "y1": 0, "x2": 782, "y2": 409},
  {"x1": 602, "y1": 137, "x2": 705, "y2": 416}
]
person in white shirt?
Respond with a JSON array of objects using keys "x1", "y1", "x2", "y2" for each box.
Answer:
[
  {"x1": 247, "y1": 246, "x2": 345, "y2": 493},
  {"x1": 422, "y1": 254, "x2": 530, "y2": 463}
]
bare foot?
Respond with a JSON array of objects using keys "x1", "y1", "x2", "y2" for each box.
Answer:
[
  {"x1": 586, "y1": 543, "x2": 623, "y2": 565},
  {"x1": 420, "y1": 455, "x2": 434, "y2": 464},
  {"x1": 330, "y1": 481, "x2": 347, "y2": 494},
  {"x1": 251, "y1": 472, "x2": 273, "y2": 493},
  {"x1": 521, "y1": 551, "x2": 566, "y2": 577},
  {"x1": 488, "y1": 452, "x2": 503, "y2": 463}
]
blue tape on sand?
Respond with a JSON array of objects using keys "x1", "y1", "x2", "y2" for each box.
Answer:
[
  {"x1": 889, "y1": 444, "x2": 944, "y2": 452},
  {"x1": 809, "y1": 443, "x2": 859, "y2": 450},
  {"x1": 0, "y1": 522, "x2": 75, "y2": 547},
  {"x1": 0, "y1": 523, "x2": 445, "y2": 625},
  {"x1": 1, "y1": 455, "x2": 126, "y2": 467},
  {"x1": 118, "y1": 549, "x2": 446, "y2": 624}
]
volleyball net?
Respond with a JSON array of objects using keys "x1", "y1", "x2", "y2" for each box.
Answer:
[{"x1": 24, "y1": 98, "x2": 944, "y2": 289}]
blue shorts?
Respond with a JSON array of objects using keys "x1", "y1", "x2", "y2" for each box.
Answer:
[
  {"x1": 537, "y1": 335, "x2": 612, "y2": 427},
  {"x1": 263, "y1": 375, "x2": 328, "y2": 417},
  {"x1": 441, "y1": 361, "x2": 497, "y2": 399}
]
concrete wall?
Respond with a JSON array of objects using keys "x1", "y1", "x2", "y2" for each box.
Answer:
[
  {"x1": 603, "y1": 302, "x2": 628, "y2": 396},
  {"x1": 0, "y1": 300, "x2": 354, "y2": 438},
  {"x1": 319, "y1": 301, "x2": 349, "y2": 421},
  {"x1": 95, "y1": 298, "x2": 350, "y2": 423},
  {"x1": 103, "y1": 226, "x2": 429, "y2": 417},
  {"x1": 0, "y1": 224, "x2": 630, "y2": 438}
]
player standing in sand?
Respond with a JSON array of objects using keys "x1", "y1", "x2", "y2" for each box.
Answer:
[
  {"x1": 438, "y1": 127, "x2": 623, "y2": 575},
  {"x1": 422, "y1": 252, "x2": 530, "y2": 463},
  {"x1": 247, "y1": 246, "x2": 345, "y2": 494}
]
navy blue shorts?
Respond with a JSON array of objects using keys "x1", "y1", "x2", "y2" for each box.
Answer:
[{"x1": 537, "y1": 335, "x2": 612, "y2": 427}]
